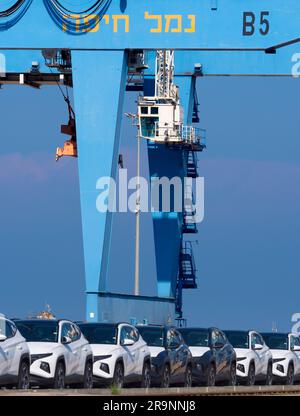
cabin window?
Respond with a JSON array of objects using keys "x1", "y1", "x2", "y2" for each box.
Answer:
[
  {"x1": 151, "y1": 107, "x2": 159, "y2": 115},
  {"x1": 141, "y1": 117, "x2": 158, "y2": 138},
  {"x1": 141, "y1": 107, "x2": 148, "y2": 115}
]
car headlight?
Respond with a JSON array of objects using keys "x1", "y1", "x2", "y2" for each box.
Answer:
[
  {"x1": 100, "y1": 363, "x2": 110, "y2": 374},
  {"x1": 40, "y1": 362, "x2": 51, "y2": 374},
  {"x1": 93, "y1": 355, "x2": 112, "y2": 363},
  {"x1": 237, "y1": 357, "x2": 247, "y2": 361},
  {"x1": 237, "y1": 364, "x2": 245, "y2": 373},
  {"x1": 31, "y1": 353, "x2": 53, "y2": 363},
  {"x1": 273, "y1": 358, "x2": 285, "y2": 363},
  {"x1": 192, "y1": 357, "x2": 204, "y2": 372},
  {"x1": 277, "y1": 364, "x2": 284, "y2": 373}
]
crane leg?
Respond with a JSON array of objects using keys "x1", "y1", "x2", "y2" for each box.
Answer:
[{"x1": 71, "y1": 50, "x2": 127, "y2": 322}]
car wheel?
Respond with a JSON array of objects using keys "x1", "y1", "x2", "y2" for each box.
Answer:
[
  {"x1": 54, "y1": 362, "x2": 65, "y2": 389},
  {"x1": 184, "y1": 365, "x2": 193, "y2": 388},
  {"x1": 83, "y1": 361, "x2": 93, "y2": 389},
  {"x1": 286, "y1": 363, "x2": 294, "y2": 385},
  {"x1": 141, "y1": 362, "x2": 151, "y2": 388},
  {"x1": 17, "y1": 360, "x2": 30, "y2": 390},
  {"x1": 265, "y1": 362, "x2": 273, "y2": 386},
  {"x1": 113, "y1": 362, "x2": 124, "y2": 389},
  {"x1": 160, "y1": 364, "x2": 170, "y2": 388},
  {"x1": 206, "y1": 364, "x2": 216, "y2": 387},
  {"x1": 227, "y1": 362, "x2": 237, "y2": 386},
  {"x1": 246, "y1": 363, "x2": 256, "y2": 386}
]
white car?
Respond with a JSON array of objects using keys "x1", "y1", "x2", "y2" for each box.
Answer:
[
  {"x1": 78, "y1": 322, "x2": 151, "y2": 388},
  {"x1": 224, "y1": 330, "x2": 273, "y2": 385},
  {"x1": 262, "y1": 332, "x2": 300, "y2": 385},
  {"x1": 14, "y1": 319, "x2": 93, "y2": 389},
  {"x1": 0, "y1": 314, "x2": 30, "y2": 389}
]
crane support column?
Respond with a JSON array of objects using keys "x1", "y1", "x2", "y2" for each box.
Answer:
[
  {"x1": 148, "y1": 147, "x2": 184, "y2": 298},
  {"x1": 144, "y1": 73, "x2": 185, "y2": 299},
  {"x1": 71, "y1": 50, "x2": 127, "y2": 322}
]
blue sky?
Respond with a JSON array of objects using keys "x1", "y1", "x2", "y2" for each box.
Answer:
[{"x1": 0, "y1": 76, "x2": 299, "y2": 333}]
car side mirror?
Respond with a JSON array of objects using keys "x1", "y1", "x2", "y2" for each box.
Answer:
[
  {"x1": 0, "y1": 334, "x2": 7, "y2": 342},
  {"x1": 213, "y1": 342, "x2": 224, "y2": 349},
  {"x1": 254, "y1": 343, "x2": 263, "y2": 351},
  {"x1": 122, "y1": 338, "x2": 134, "y2": 347},
  {"x1": 62, "y1": 336, "x2": 72, "y2": 344},
  {"x1": 292, "y1": 346, "x2": 300, "y2": 352}
]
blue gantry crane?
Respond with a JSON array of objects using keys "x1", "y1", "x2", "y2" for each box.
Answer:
[{"x1": 0, "y1": 0, "x2": 299, "y2": 324}]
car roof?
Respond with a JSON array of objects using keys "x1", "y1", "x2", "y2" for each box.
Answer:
[
  {"x1": 223, "y1": 329, "x2": 253, "y2": 334},
  {"x1": 77, "y1": 322, "x2": 119, "y2": 326},
  {"x1": 179, "y1": 327, "x2": 217, "y2": 331},
  {"x1": 223, "y1": 329, "x2": 249, "y2": 332},
  {"x1": 261, "y1": 332, "x2": 290, "y2": 337},
  {"x1": 15, "y1": 319, "x2": 58, "y2": 323},
  {"x1": 14, "y1": 319, "x2": 66, "y2": 324},
  {"x1": 136, "y1": 325, "x2": 175, "y2": 330}
]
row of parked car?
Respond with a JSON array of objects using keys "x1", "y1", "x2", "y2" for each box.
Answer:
[{"x1": 1, "y1": 313, "x2": 300, "y2": 389}]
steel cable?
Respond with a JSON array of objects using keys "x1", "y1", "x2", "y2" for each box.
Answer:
[
  {"x1": 48, "y1": 0, "x2": 111, "y2": 18},
  {"x1": 45, "y1": 0, "x2": 112, "y2": 33},
  {"x1": 52, "y1": 0, "x2": 108, "y2": 15},
  {"x1": 0, "y1": 0, "x2": 27, "y2": 17},
  {"x1": 0, "y1": 0, "x2": 32, "y2": 30}
]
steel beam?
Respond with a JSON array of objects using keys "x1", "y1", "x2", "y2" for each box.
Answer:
[
  {"x1": 1, "y1": 46, "x2": 300, "y2": 78},
  {"x1": 1, "y1": 1, "x2": 300, "y2": 51},
  {"x1": 71, "y1": 50, "x2": 127, "y2": 322}
]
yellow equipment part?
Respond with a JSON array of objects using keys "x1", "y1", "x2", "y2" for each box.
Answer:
[{"x1": 56, "y1": 139, "x2": 78, "y2": 161}]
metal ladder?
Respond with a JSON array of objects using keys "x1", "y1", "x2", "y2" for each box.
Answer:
[
  {"x1": 175, "y1": 241, "x2": 198, "y2": 318},
  {"x1": 186, "y1": 151, "x2": 198, "y2": 178}
]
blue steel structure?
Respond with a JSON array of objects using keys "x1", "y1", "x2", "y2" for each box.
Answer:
[{"x1": 0, "y1": 0, "x2": 299, "y2": 324}]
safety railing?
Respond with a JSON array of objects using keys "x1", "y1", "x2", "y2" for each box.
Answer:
[{"x1": 154, "y1": 122, "x2": 206, "y2": 148}]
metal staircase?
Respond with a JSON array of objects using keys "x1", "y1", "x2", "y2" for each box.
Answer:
[
  {"x1": 176, "y1": 241, "x2": 198, "y2": 318},
  {"x1": 182, "y1": 211, "x2": 198, "y2": 234},
  {"x1": 179, "y1": 242, "x2": 197, "y2": 289},
  {"x1": 186, "y1": 151, "x2": 198, "y2": 178},
  {"x1": 182, "y1": 180, "x2": 198, "y2": 234},
  {"x1": 182, "y1": 151, "x2": 198, "y2": 234},
  {"x1": 192, "y1": 89, "x2": 200, "y2": 123}
]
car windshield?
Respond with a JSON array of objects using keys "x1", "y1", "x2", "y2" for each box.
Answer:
[
  {"x1": 79, "y1": 324, "x2": 118, "y2": 345},
  {"x1": 179, "y1": 329, "x2": 209, "y2": 347},
  {"x1": 262, "y1": 334, "x2": 288, "y2": 350},
  {"x1": 15, "y1": 320, "x2": 59, "y2": 343},
  {"x1": 225, "y1": 331, "x2": 249, "y2": 348},
  {"x1": 138, "y1": 327, "x2": 164, "y2": 347}
]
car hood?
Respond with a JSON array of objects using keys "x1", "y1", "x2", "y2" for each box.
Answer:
[
  {"x1": 90, "y1": 344, "x2": 120, "y2": 356},
  {"x1": 27, "y1": 342, "x2": 59, "y2": 354},
  {"x1": 270, "y1": 349, "x2": 290, "y2": 360},
  {"x1": 189, "y1": 346, "x2": 210, "y2": 357},
  {"x1": 148, "y1": 346, "x2": 165, "y2": 358},
  {"x1": 234, "y1": 348, "x2": 251, "y2": 358}
]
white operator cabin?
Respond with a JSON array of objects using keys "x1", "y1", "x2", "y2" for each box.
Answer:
[
  {"x1": 138, "y1": 94, "x2": 183, "y2": 143},
  {"x1": 138, "y1": 94, "x2": 204, "y2": 149},
  {"x1": 138, "y1": 49, "x2": 202, "y2": 146}
]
